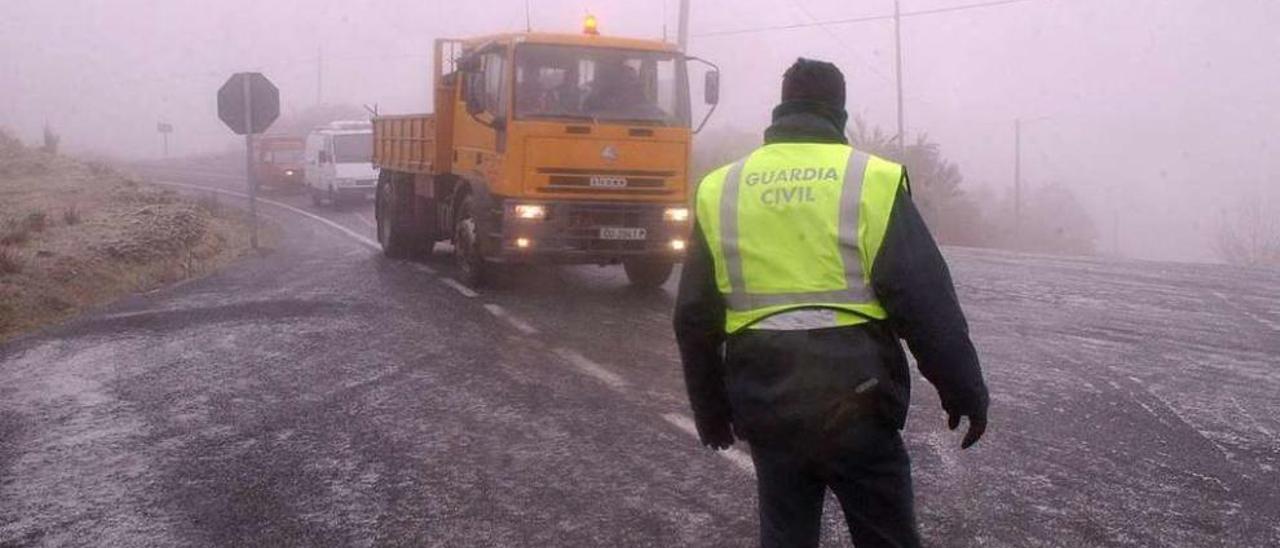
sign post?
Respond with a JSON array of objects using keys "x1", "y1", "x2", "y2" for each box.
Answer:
[
  {"x1": 240, "y1": 77, "x2": 259, "y2": 250},
  {"x1": 156, "y1": 122, "x2": 173, "y2": 157},
  {"x1": 216, "y1": 72, "x2": 280, "y2": 251}
]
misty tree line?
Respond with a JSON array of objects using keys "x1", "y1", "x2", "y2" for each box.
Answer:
[
  {"x1": 133, "y1": 101, "x2": 1280, "y2": 266},
  {"x1": 693, "y1": 117, "x2": 1100, "y2": 257},
  {"x1": 1213, "y1": 197, "x2": 1280, "y2": 267}
]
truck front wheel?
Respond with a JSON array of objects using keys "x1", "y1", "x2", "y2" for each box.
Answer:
[
  {"x1": 376, "y1": 176, "x2": 411, "y2": 259},
  {"x1": 453, "y1": 194, "x2": 488, "y2": 287},
  {"x1": 624, "y1": 260, "x2": 674, "y2": 288}
]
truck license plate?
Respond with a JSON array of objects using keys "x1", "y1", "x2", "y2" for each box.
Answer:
[
  {"x1": 590, "y1": 176, "x2": 628, "y2": 188},
  {"x1": 600, "y1": 227, "x2": 647, "y2": 240}
]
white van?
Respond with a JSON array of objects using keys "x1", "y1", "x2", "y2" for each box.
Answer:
[{"x1": 304, "y1": 120, "x2": 378, "y2": 206}]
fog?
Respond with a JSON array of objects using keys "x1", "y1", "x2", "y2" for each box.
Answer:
[{"x1": 3, "y1": 0, "x2": 1278, "y2": 262}]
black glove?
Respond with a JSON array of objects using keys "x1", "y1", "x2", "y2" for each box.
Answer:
[
  {"x1": 695, "y1": 415, "x2": 735, "y2": 450},
  {"x1": 947, "y1": 409, "x2": 987, "y2": 449}
]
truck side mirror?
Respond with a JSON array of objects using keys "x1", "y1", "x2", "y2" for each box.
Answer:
[
  {"x1": 686, "y1": 56, "x2": 721, "y2": 134},
  {"x1": 704, "y1": 71, "x2": 720, "y2": 105}
]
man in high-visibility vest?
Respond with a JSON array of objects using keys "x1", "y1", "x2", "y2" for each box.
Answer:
[{"x1": 674, "y1": 58, "x2": 989, "y2": 547}]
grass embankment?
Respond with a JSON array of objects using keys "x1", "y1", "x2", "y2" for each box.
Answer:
[{"x1": 0, "y1": 130, "x2": 261, "y2": 343}]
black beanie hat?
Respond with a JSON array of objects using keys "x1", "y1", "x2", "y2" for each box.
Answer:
[{"x1": 781, "y1": 58, "x2": 846, "y2": 111}]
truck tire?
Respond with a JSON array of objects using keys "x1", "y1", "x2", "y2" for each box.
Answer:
[
  {"x1": 310, "y1": 187, "x2": 322, "y2": 207},
  {"x1": 376, "y1": 175, "x2": 412, "y2": 259},
  {"x1": 453, "y1": 193, "x2": 488, "y2": 287},
  {"x1": 624, "y1": 260, "x2": 674, "y2": 288}
]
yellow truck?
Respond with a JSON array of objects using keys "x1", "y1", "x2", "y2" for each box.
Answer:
[{"x1": 372, "y1": 22, "x2": 719, "y2": 287}]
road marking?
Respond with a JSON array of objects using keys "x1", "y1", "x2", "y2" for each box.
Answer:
[
  {"x1": 553, "y1": 347, "x2": 627, "y2": 391},
  {"x1": 441, "y1": 278, "x2": 479, "y2": 298},
  {"x1": 355, "y1": 212, "x2": 377, "y2": 230},
  {"x1": 151, "y1": 180, "x2": 380, "y2": 250},
  {"x1": 483, "y1": 304, "x2": 538, "y2": 335},
  {"x1": 150, "y1": 178, "x2": 724, "y2": 463},
  {"x1": 98, "y1": 309, "x2": 162, "y2": 321},
  {"x1": 661, "y1": 413, "x2": 755, "y2": 474}
]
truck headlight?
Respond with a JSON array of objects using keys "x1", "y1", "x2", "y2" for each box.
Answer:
[
  {"x1": 284, "y1": 169, "x2": 295, "y2": 176},
  {"x1": 514, "y1": 204, "x2": 547, "y2": 220},
  {"x1": 663, "y1": 207, "x2": 690, "y2": 222}
]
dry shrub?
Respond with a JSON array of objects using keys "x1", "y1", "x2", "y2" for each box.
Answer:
[
  {"x1": 0, "y1": 301, "x2": 13, "y2": 331},
  {"x1": 0, "y1": 247, "x2": 22, "y2": 274},
  {"x1": 23, "y1": 211, "x2": 47, "y2": 233},
  {"x1": 62, "y1": 205, "x2": 82, "y2": 226},
  {"x1": 1, "y1": 210, "x2": 52, "y2": 245},
  {"x1": 197, "y1": 192, "x2": 222, "y2": 217},
  {"x1": 102, "y1": 205, "x2": 208, "y2": 263},
  {"x1": 112, "y1": 185, "x2": 174, "y2": 205},
  {"x1": 86, "y1": 161, "x2": 116, "y2": 177},
  {"x1": 1, "y1": 225, "x2": 29, "y2": 246}
]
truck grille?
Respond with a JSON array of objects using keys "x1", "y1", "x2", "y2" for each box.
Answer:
[
  {"x1": 535, "y1": 168, "x2": 676, "y2": 195},
  {"x1": 548, "y1": 175, "x2": 665, "y2": 189}
]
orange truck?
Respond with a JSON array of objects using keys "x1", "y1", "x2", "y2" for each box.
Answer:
[
  {"x1": 372, "y1": 22, "x2": 719, "y2": 287},
  {"x1": 252, "y1": 134, "x2": 306, "y2": 191}
]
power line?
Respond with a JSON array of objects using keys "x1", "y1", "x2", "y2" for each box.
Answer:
[
  {"x1": 783, "y1": 0, "x2": 895, "y2": 86},
  {"x1": 902, "y1": 0, "x2": 1043, "y2": 18},
  {"x1": 692, "y1": 0, "x2": 1042, "y2": 38}
]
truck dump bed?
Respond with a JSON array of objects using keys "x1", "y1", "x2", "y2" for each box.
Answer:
[{"x1": 372, "y1": 114, "x2": 439, "y2": 176}]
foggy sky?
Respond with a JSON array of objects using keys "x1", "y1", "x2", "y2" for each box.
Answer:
[{"x1": 3, "y1": 0, "x2": 1278, "y2": 262}]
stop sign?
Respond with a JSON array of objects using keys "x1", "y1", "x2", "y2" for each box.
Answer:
[{"x1": 217, "y1": 72, "x2": 279, "y2": 135}]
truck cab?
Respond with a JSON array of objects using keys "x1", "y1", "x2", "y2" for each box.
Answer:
[{"x1": 373, "y1": 25, "x2": 719, "y2": 287}]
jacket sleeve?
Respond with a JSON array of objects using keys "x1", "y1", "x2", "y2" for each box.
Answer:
[
  {"x1": 871, "y1": 177, "x2": 989, "y2": 418},
  {"x1": 673, "y1": 220, "x2": 733, "y2": 440}
]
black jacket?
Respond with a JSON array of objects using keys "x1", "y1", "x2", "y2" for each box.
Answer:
[{"x1": 674, "y1": 102, "x2": 988, "y2": 448}]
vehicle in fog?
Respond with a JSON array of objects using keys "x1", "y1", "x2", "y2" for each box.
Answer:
[
  {"x1": 252, "y1": 134, "x2": 305, "y2": 191},
  {"x1": 304, "y1": 120, "x2": 377, "y2": 206},
  {"x1": 373, "y1": 24, "x2": 720, "y2": 287}
]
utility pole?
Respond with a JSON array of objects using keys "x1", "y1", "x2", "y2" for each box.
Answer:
[
  {"x1": 893, "y1": 0, "x2": 905, "y2": 158},
  {"x1": 525, "y1": 0, "x2": 532, "y2": 32},
  {"x1": 1112, "y1": 208, "x2": 1120, "y2": 256},
  {"x1": 1014, "y1": 117, "x2": 1022, "y2": 231},
  {"x1": 678, "y1": 0, "x2": 691, "y2": 51},
  {"x1": 316, "y1": 45, "x2": 324, "y2": 105},
  {"x1": 1012, "y1": 116, "x2": 1050, "y2": 236}
]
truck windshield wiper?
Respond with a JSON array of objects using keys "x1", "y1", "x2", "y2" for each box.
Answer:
[
  {"x1": 598, "y1": 117, "x2": 670, "y2": 126},
  {"x1": 521, "y1": 113, "x2": 595, "y2": 122}
]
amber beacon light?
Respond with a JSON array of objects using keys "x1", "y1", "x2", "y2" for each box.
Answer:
[{"x1": 584, "y1": 14, "x2": 600, "y2": 35}]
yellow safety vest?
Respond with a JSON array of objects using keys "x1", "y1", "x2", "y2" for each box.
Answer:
[{"x1": 695, "y1": 143, "x2": 904, "y2": 333}]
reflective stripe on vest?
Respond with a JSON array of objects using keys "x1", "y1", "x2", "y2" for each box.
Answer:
[{"x1": 718, "y1": 149, "x2": 873, "y2": 311}]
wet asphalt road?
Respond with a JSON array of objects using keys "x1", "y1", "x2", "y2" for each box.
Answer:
[{"x1": 1, "y1": 164, "x2": 1278, "y2": 547}]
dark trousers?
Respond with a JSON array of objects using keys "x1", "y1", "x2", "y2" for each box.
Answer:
[{"x1": 749, "y1": 421, "x2": 921, "y2": 548}]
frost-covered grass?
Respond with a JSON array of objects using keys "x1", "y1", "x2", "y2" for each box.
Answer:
[{"x1": 0, "y1": 129, "x2": 258, "y2": 342}]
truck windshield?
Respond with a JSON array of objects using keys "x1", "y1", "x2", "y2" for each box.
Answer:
[
  {"x1": 333, "y1": 133, "x2": 372, "y2": 163},
  {"x1": 514, "y1": 44, "x2": 688, "y2": 126}
]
